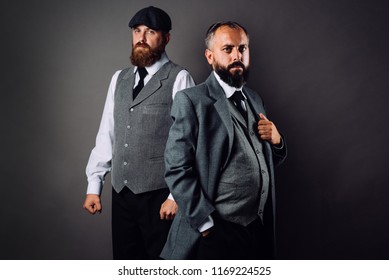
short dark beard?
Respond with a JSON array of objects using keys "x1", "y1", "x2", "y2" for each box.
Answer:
[
  {"x1": 130, "y1": 41, "x2": 165, "y2": 67},
  {"x1": 214, "y1": 61, "x2": 249, "y2": 88}
]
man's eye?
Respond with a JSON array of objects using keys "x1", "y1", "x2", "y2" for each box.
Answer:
[
  {"x1": 223, "y1": 47, "x2": 232, "y2": 53},
  {"x1": 239, "y1": 46, "x2": 247, "y2": 52}
]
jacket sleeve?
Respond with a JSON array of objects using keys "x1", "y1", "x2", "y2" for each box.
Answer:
[
  {"x1": 164, "y1": 91, "x2": 215, "y2": 230},
  {"x1": 271, "y1": 133, "x2": 287, "y2": 167}
]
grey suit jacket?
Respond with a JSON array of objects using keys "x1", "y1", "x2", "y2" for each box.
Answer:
[{"x1": 160, "y1": 73, "x2": 287, "y2": 259}]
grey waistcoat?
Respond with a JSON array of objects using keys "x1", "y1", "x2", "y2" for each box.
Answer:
[
  {"x1": 112, "y1": 61, "x2": 184, "y2": 194},
  {"x1": 214, "y1": 99, "x2": 270, "y2": 226}
]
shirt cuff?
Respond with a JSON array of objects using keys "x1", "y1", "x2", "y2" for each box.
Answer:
[
  {"x1": 198, "y1": 216, "x2": 214, "y2": 232},
  {"x1": 167, "y1": 193, "x2": 175, "y2": 201},
  {"x1": 86, "y1": 181, "x2": 103, "y2": 195},
  {"x1": 273, "y1": 137, "x2": 284, "y2": 149}
]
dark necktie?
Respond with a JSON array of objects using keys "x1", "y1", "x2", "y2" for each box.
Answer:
[
  {"x1": 133, "y1": 67, "x2": 148, "y2": 99},
  {"x1": 230, "y1": 90, "x2": 247, "y2": 122}
]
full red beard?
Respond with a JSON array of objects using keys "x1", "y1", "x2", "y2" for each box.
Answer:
[{"x1": 130, "y1": 42, "x2": 165, "y2": 67}]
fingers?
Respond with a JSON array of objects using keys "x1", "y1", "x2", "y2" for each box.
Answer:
[
  {"x1": 160, "y1": 211, "x2": 175, "y2": 220},
  {"x1": 201, "y1": 229, "x2": 211, "y2": 237},
  {"x1": 159, "y1": 201, "x2": 166, "y2": 219},
  {"x1": 257, "y1": 114, "x2": 273, "y2": 141},
  {"x1": 84, "y1": 203, "x2": 101, "y2": 215},
  {"x1": 84, "y1": 203, "x2": 99, "y2": 214},
  {"x1": 94, "y1": 201, "x2": 102, "y2": 213},
  {"x1": 257, "y1": 113, "x2": 281, "y2": 145},
  {"x1": 259, "y1": 113, "x2": 268, "y2": 121},
  {"x1": 258, "y1": 113, "x2": 272, "y2": 128},
  {"x1": 160, "y1": 210, "x2": 175, "y2": 220},
  {"x1": 83, "y1": 194, "x2": 102, "y2": 215},
  {"x1": 160, "y1": 199, "x2": 178, "y2": 220},
  {"x1": 160, "y1": 208, "x2": 176, "y2": 220},
  {"x1": 258, "y1": 130, "x2": 273, "y2": 142},
  {"x1": 159, "y1": 207, "x2": 169, "y2": 220}
]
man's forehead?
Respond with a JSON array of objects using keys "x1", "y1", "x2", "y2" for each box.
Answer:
[
  {"x1": 132, "y1": 24, "x2": 158, "y2": 31},
  {"x1": 214, "y1": 27, "x2": 248, "y2": 43}
]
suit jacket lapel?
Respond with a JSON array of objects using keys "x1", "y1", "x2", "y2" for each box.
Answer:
[
  {"x1": 131, "y1": 62, "x2": 171, "y2": 107},
  {"x1": 206, "y1": 74, "x2": 234, "y2": 164},
  {"x1": 227, "y1": 100, "x2": 247, "y2": 128},
  {"x1": 244, "y1": 87, "x2": 265, "y2": 119},
  {"x1": 132, "y1": 78, "x2": 162, "y2": 106},
  {"x1": 118, "y1": 68, "x2": 136, "y2": 105},
  {"x1": 244, "y1": 87, "x2": 274, "y2": 169}
]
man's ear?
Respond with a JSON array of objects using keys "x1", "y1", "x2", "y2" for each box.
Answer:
[
  {"x1": 164, "y1": 33, "x2": 171, "y2": 45},
  {"x1": 205, "y1": 49, "x2": 213, "y2": 65}
]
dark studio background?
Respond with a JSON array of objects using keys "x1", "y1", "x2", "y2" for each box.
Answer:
[{"x1": 1, "y1": 0, "x2": 389, "y2": 259}]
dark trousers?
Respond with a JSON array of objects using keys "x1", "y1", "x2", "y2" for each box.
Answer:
[
  {"x1": 112, "y1": 187, "x2": 172, "y2": 260},
  {"x1": 196, "y1": 216, "x2": 274, "y2": 260}
]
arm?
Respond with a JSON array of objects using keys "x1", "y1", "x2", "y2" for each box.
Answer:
[
  {"x1": 172, "y1": 69, "x2": 195, "y2": 99},
  {"x1": 83, "y1": 71, "x2": 119, "y2": 214},
  {"x1": 164, "y1": 92, "x2": 215, "y2": 229},
  {"x1": 159, "y1": 70, "x2": 196, "y2": 220}
]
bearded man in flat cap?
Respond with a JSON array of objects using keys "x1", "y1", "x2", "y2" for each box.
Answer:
[{"x1": 83, "y1": 6, "x2": 195, "y2": 259}]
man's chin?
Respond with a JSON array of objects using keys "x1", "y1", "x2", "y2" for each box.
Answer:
[{"x1": 229, "y1": 68, "x2": 243, "y2": 74}]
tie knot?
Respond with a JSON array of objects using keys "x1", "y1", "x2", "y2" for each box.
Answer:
[
  {"x1": 138, "y1": 67, "x2": 148, "y2": 80},
  {"x1": 231, "y1": 90, "x2": 245, "y2": 104}
]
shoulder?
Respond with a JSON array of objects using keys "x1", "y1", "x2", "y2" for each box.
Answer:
[
  {"x1": 243, "y1": 85, "x2": 259, "y2": 96},
  {"x1": 107, "y1": 70, "x2": 124, "y2": 87},
  {"x1": 167, "y1": 61, "x2": 185, "y2": 72},
  {"x1": 243, "y1": 86, "x2": 264, "y2": 104},
  {"x1": 176, "y1": 69, "x2": 192, "y2": 80},
  {"x1": 116, "y1": 67, "x2": 134, "y2": 80},
  {"x1": 176, "y1": 82, "x2": 208, "y2": 100},
  {"x1": 112, "y1": 69, "x2": 122, "y2": 79},
  {"x1": 172, "y1": 83, "x2": 210, "y2": 114},
  {"x1": 166, "y1": 61, "x2": 192, "y2": 83}
]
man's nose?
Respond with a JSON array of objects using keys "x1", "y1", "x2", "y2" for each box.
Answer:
[
  {"x1": 138, "y1": 31, "x2": 146, "y2": 43},
  {"x1": 231, "y1": 47, "x2": 242, "y2": 61}
]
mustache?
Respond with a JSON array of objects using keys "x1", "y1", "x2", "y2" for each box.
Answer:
[
  {"x1": 134, "y1": 42, "x2": 151, "y2": 49},
  {"x1": 228, "y1": 61, "x2": 245, "y2": 70}
]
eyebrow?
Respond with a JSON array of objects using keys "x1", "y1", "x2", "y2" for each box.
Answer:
[
  {"x1": 221, "y1": 43, "x2": 248, "y2": 48},
  {"x1": 133, "y1": 26, "x2": 155, "y2": 32}
]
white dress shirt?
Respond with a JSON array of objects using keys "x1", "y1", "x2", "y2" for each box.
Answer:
[{"x1": 85, "y1": 52, "x2": 195, "y2": 195}]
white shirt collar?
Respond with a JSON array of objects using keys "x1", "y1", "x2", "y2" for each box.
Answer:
[
  {"x1": 213, "y1": 71, "x2": 246, "y2": 99},
  {"x1": 133, "y1": 52, "x2": 169, "y2": 75}
]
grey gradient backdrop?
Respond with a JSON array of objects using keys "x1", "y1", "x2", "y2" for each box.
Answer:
[{"x1": 2, "y1": 0, "x2": 389, "y2": 259}]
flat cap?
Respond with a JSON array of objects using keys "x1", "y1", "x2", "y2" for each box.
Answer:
[{"x1": 129, "y1": 6, "x2": 172, "y2": 31}]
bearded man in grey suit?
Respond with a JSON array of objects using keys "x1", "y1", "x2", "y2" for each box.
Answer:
[{"x1": 161, "y1": 21, "x2": 287, "y2": 260}]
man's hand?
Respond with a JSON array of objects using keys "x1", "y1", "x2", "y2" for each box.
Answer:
[
  {"x1": 83, "y1": 194, "x2": 102, "y2": 214},
  {"x1": 257, "y1": 113, "x2": 281, "y2": 145},
  {"x1": 201, "y1": 229, "x2": 211, "y2": 237},
  {"x1": 160, "y1": 198, "x2": 178, "y2": 220}
]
